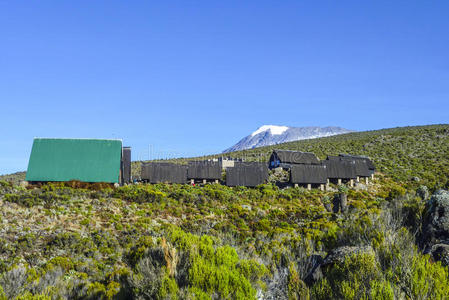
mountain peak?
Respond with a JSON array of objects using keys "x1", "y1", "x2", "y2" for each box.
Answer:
[
  {"x1": 224, "y1": 125, "x2": 354, "y2": 153},
  {"x1": 251, "y1": 125, "x2": 289, "y2": 137}
]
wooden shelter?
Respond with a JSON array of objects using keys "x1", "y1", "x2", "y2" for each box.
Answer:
[
  {"x1": 290, "y1": 164, "x2": 327, "y2": 188},
  {"x1": 269, "y1": 150, "x2": 320, "y2": 169},
  {"x1": 141, "y1": 162, "x2": 187, "y2": 184},
  {"x1": 322, "y1": 156, "x2": 357, "y2": 181},
  {"x1": 226, "y1": 162, "x2": 268, "y2": 187},
  {"x1": 339, "y1": 154, "x2": 374, "y2": 177},
  {"x1": 187, "y1": 161, "x2": 222, "y2": 183}
]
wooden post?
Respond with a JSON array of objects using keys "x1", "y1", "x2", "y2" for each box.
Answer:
[
  {"x1": 365, "y1": 177, "x2": 369, "y2": 184},
  {"x1": 338, "y1": 178, "x2": 342, "y2": 185},
  {"x1": 307, "y1": 184, "x2": 311, "y2": 190}
]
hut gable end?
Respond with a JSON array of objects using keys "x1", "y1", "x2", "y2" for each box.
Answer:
[
  {"x1": 290, "y1": 164, "x2": 327, "y2": 184},
  {"x1": 226, "y1": 162, "x2": 268, "y2": 187}
]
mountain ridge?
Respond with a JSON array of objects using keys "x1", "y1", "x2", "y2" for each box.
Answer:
[{"x1": 223, "y1": 125, "x2": 354, "y2": 152}]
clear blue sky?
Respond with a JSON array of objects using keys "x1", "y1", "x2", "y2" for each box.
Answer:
[{"x1": 1, "y1": 1, "x2": 448, "y2": 174}]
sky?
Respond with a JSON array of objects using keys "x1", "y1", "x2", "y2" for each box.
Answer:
[{"x1": 0, "y1": 1, "x2": 448, "y2": 174}]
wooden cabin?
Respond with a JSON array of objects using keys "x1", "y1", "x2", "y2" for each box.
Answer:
[
  {"x1": 290, "y1": 164, "x2": 327, "y2": 190},
  {"x1": 269, "y1": 150, "x2": 320, "y2": 169},
  {"x1": 187, "y1": 161, "x2": 222, "y2": 184},
  {"x1": 339, "y1": 154, "x2": 375, "y2": 181},
  {"x1": 322, "y1": 156, "x2": 357, "y2": 184},
  {"x1": 141, "y1": 162, "x2": 187, "y2": 184},
  {"x1": 226, "y1": 162, "x2": 268, "y2": 187}
]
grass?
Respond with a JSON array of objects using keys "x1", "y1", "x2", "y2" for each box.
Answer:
[{"x1": 0, "y1": 124, "x2": 448, "y2": 299}]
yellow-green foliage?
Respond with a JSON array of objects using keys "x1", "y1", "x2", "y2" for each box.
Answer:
[
  {"x1": 1, "y1": 123, "x2": 449, "y2": 300},
  {"x1": 0, "y1": 286, "x2": 5, "y2": 300},
  {"x1": 315, "y1": 252, "x2": 383, "y2": 299},
  {"x1": 158, "y1": 272, "x2": 178, "y2": 300},
  {"x1": 169, "y1": 227, "x2": 267, "y2": 299},
  {"x1": 409, "y1": 254, "x2": 449, "y2": 299}
]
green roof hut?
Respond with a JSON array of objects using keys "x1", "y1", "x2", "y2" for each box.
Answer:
[{"x1": 26, "y1": 138, "x2": 129, "y2": 184}]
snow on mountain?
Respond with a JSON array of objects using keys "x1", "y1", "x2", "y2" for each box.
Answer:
[
  {"x1": 223, "y1": 125, "x2": 354, "y2": 153},
  {"x1": 251, "y1": 125, "x2": 289, "y2": 136}
]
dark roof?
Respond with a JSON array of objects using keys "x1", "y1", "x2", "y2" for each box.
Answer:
[
  {"x1": 226, "y1": 162, "x2": 268, "y2": 187},
  {"x1": 322, "y1": 158, "x2": 356, "y2": 179},
  {"x1": 26, "y1": 138, "x2": 122, "y2": 183},
  {"x1": 338, "y1": 154, "x2": 375, "y2": 176},
  {"x1": 187, "y1": 161, "x2": 222, "y2": 180},
  {"x1": 290, "y1": 164, "x2": 327, "y2": 184},
  {"x1": 339, "y1": 154, "x2": 375, "y2": 170},
  {"x1": 271, "y1": 150, "x2": 320, "y2": 165},
  {"x1": 352, "y1": 160, "x2": 371, "y2": 177},
  {"x1": 141, "y1": 162, "x2": 187, "y2": 184}
]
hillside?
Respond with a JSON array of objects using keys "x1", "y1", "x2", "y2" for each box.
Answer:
[
  {"x1": 1, "y1": 124, "x2": 449, "y2": 299},
  {"x1": 136, "y1": 124, "x2": 449, "y2": 190},
  {"x1": 225, "y1": 124, "x2": 449, "y2": 189}
]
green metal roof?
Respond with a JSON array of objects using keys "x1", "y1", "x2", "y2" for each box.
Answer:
[{"x1": 26, "y1": 138, "x2": 122, "y2": 183}]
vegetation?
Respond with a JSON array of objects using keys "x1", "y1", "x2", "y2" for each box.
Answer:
[
  {"x1": 134, "y1": 124, "x2": 449, "y2": 191},
  {"x1": 0, "y1": 124, "x2": 448, "y2": 299}
]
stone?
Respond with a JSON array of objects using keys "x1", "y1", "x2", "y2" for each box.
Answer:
[
  {"x1": 322, "y1": 245, "x2": 374, "y2": 266},
  {"x1": 304, "y1": 246, "x2": 373, "y2": 286},
  {"x1": 417, "y1": 185, "x2": 429, "y2": 201},
  {"x1": 304, "y1": 254, "x2": 324, "y2": 285},
  {"x1": 241, "y1": 204, "x2": 252, "y2": 210},
  {"x1": 420, "y1": 190, "x2": 449, "y2": 248},
  {"x1": 430, "y1": 243, "x2": 449, "y2": 266},
  {"x1": 19, "y1": 181, "x2": 28, "y2": 188}
]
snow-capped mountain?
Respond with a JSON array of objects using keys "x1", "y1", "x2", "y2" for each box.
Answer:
[{"x1": 223, "y1": 125, "x2": 354, "y2": 153}]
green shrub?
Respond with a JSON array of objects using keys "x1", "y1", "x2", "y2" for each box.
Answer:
[{"x1": 313, "y1": 252, "x2": 383, "y2": 299}]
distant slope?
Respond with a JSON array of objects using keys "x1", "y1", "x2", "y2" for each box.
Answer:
[
  {"x1": 223, "y1": 125, "x2": 354, "y2": 152},
  {"x1": 140, "y1": 124, "x2": 448, "y2": 189},
  {"x1": 0, "y1": 171, "x2": 26, "y2": 185},
  {"x1": 220, "y1": 124, "x2": 449, "y2": 189}
]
